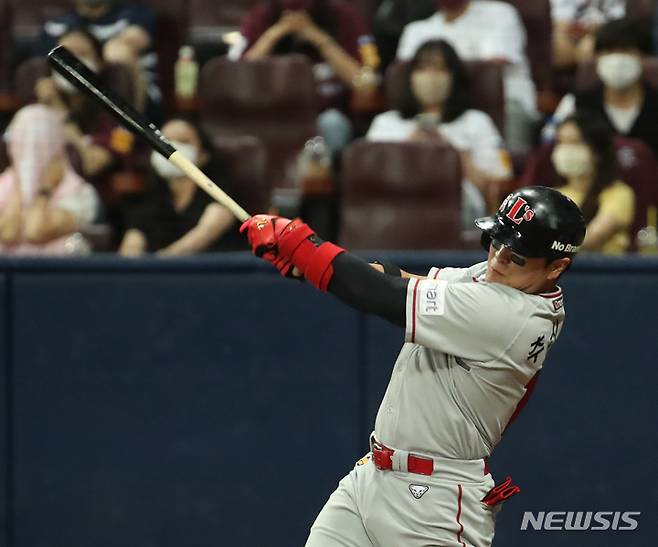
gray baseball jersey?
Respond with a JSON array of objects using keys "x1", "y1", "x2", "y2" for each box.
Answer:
[{"x1": 374, "y1": 261, "x2": 565, "y2": 460}]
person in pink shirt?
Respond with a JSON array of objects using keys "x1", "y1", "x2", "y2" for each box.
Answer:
[{"x1": 0, "y1": 104, "x2": 99, "y2": 255}]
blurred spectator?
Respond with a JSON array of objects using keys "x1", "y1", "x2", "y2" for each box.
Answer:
[
  {"x1": 551, "y1": 0, "x2": 626, "y2": 68},
  {"x1": 553, "y1": 111, "x2": 634, "y2": 254},
  {"x1": 35, "y1": 29, "x2": 144, "y2": 236},
  {"x1": 119, "y1": 119, "x2": 243, "y2": 256},
  {"x1": 228, "y1": 0, "x2": 381, "y2": 155},
  {"x1": 0, "y1": 104, "x2": 99, "y2": 255},
  {"x1": 36, "y1": 0, "x2": 161, "y2": 123},
  {"x1": 543, "y1": 19, "x2": 658, "y2": 157},
  {"x1": 396, "y1": 0, "x2": 538, "y2": 154},
  {"x1": 367, "y1": 40, "x2": 512, "y2": 228},
  {"x1": 36, "y1": 30, "x2": 114, "y2": 179},
  {"x1": 373, "y1": 0, "x2": 436, "y2": 69}
]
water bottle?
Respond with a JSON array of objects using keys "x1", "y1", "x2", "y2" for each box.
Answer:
[
  {"x1": 175, "y1": 45, "x2": 199, "y2": 109},
  {"x1": 636, "y1": 205, "x2": 658, "y2": 255},
  {"x1": 298, "y1": 136, "x2": 333, "y2": 196}
]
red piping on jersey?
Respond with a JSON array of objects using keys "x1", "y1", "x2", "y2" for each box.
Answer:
[
  {"x1": 503, "y1": 371, "x2": 541, "y2": 434},
  {"x1": 456, "y1": 484, "x2": 466, "y2": 547},
  {"x1": 539, "y1": 288, "x2": 562, "y2": 299},
  {"x1": 411, "y1": 278, "x2": 420, "y2": 342},
  {"x1": 433, "y1": 268, "x2": 441, "y2": 280}
]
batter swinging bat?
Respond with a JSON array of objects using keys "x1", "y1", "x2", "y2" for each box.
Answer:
[{"x1": 47, "y1": 45, "x2": 251, "y2": 223}]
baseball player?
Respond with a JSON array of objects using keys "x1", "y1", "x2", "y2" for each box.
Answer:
[{"x1": 241, "y1": 186, "x2": 586, "y2": 547}]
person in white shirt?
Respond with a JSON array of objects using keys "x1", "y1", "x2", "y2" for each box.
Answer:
[
  {"x1": 396, "y1": 0, "x2": 538, "y2": 153},
  {"x1": 367, "y1": 39, "x2": 512, "y2": 230}
]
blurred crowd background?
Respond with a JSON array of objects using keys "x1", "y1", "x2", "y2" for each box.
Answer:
[{"x1": 1, "y1": 0, "x2": 658, "y2": 257}]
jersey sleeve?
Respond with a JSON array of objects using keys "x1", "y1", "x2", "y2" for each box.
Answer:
[{"x1": 405, "y1": 277, "x2": 527, "y2": 361}]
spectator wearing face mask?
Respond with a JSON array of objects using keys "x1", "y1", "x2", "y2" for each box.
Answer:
[
  {"x1": 34, "y1": 29, "x2": 146, "y2": 237},
  {"x1": 0, "y1": 104, "x2": 100, "y2": 255},
  {"x1": 119, "y1": 119, "x2": 243, "y2": 256},
  {"x1": 35, "y1": 29, "x2": 117, "y2": 180},
  {"x1": 543, "y1": 19, "x2": 658, "y2": 158},
  {"x1": 552, "y1": 111, "x2": 634, "y2": 254},
  {"x1": 228, "y1": 0, "x2": 380, "y2": 156},
  {"x1": 36, "y1": 0, "x2": 161, "y2": 123},
  {"x1": 367, "y1": 40, "x2": 512, "y2": 229},
  {"x1": 396, "y1": 0, "x2": 538, "y2": 154}
]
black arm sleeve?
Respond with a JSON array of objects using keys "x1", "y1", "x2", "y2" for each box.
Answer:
[{"x1": 327, "y1": 253, "x2": 408, "y2": 328}]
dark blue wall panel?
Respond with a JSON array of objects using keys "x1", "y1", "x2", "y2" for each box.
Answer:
[
  {"x1": 11, "y1": 270, "x2": 360, "y2": 547},
  {"x1": 0, "y1": 274, "x2": 7, "y2": 547},
  {"x1": 488, "y1": 272, "x2": 658, "y2": 547},
  {"x1": 1, "y1": 255, "x2": 657, "y2": 547}
]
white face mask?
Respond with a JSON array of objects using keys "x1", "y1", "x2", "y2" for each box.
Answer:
[
  {"x1": 150, "y1": 141, "x2": 199, "y2": 179},
  {"x1": 596, "y1": 53, "x2": 642, "y2": 90},
  {"x1": 552, "y1": 143, "x2": 593, "y2": 178},
  {"x1": 411, "y1": 70, "x2": 452, "y2": 108}
]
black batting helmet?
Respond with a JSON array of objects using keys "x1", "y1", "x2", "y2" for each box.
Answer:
[{"x1": 475, "y1": 186, "x2": 586, "y2": 260}]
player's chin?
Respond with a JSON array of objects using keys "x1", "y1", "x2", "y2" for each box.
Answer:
[{"x1": 486, "y1": 266, "x2": 504, "y2": 282}]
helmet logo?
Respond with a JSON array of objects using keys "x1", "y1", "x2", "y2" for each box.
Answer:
[{"x1": 506, "y1": 197, "x2": 535, "y2": 225}]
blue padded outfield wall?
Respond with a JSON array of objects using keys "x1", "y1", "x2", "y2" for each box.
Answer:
[{"x1": 1, "y1": 252, "x2": 657, "y2": 547}]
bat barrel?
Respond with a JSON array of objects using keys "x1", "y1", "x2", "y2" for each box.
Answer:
[{"x1": 48, "y1": 45, "x2": 176, "y2": 159}]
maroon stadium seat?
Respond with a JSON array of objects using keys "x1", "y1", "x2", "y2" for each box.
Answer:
[
  {"x1": 626, "y1": 0, "x2": 657, "y2": 21},
  {"x1": 519, "y1": 137, "x2": 658, "y2": 251},
  {"x1": 214, "y1": 135, "x2": 270, "y2": 215},
  {"x1": 198, "y1": 55, "x2": 317, "y2": 189},
  {"x1": 339, "y1": 140, "x2": 463, "y2": 250},
  {"x1": 503, "y1": 0, "x2": 552, "y2": 90},
  {"x1": 385, "y1": 59, "x2": 505, "y2": 134}
]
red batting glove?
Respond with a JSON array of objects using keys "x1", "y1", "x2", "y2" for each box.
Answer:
[
  {"x1": 275, "y1": 218, "x2": 345, "y2": 291},
  {"x1": 240, "y1": 214, "x2": 295, "y2": 275}
]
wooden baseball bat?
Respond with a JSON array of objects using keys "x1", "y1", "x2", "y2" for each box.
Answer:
[{"x1": 47, "y1": 45, "x2": 251, "y2": 223}]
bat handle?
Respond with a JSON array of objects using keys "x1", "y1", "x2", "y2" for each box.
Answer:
[{"x1": 168, "y1": 152, "x2": 251, "y2": 222}]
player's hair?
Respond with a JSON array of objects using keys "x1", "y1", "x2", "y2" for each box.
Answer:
[
  {"x1": 594, "y1": 18, "x2": 652, "y2": 55},
  {"x1": 397, "y1": 39, "x2": 470, "y2": 123},
  {"x1": 558, "y1": 111, "x2": 618, "y2": 224}
]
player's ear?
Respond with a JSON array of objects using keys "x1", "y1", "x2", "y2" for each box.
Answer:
[{"x1": 547, "y1": 257, "x2": 571, "y2": 280}]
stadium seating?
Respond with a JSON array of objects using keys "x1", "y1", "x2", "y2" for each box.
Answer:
[
  {"x1": 385, "y1": 59, "x2": 505, "y2": 134},
  {"x1": 339, "y1": 140, "x2": 463, "y2": 250},
  {"x1": 214, "y1": 135, "x2": 270, "y2": 215},
  {"x1": 504, "y1": 0, "x2": 553, "y2": 91},
  {"x1": 198, "y1": 55, "x2": 317, "y2": 189}
]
